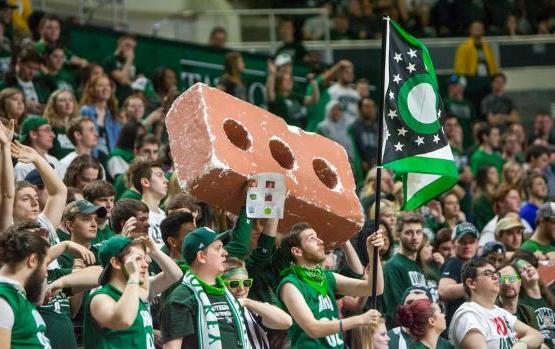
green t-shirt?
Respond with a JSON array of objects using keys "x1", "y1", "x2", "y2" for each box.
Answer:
[
  {"x1": 39, "y1": 268, "x2": 76, "y2": 349},
  {"x1": 520, "y1": 239, "x2": 555, "y2": 255},
  {"x1": 472, "y1": 193, "x2": 495, "y2": 232},
  {"x1": 160, "y1": 283, "x2": 241, "y2": 349},
  {"x1": 56, "y1": 228, "x2": 70, "y2": 242},
  {"x1": 268, "y1": 93, "x2": 307, "y2": 129},
  {"x1": 92, "y1": 224, "x2": 115, "y2": 245},
  {"x1": 0, "y1": 281, "x2": 51, "y2": 348},
  {"x1": 470, "y1": 148, "x2": 505, "y2": 177},
  {"x1": 119, "y1": 188, "x2": 142, "y2": 201},
  {"x1": 387, "y1": 326, "x2": 454, "y2": 349},
  {"x1": 519, "y1": 296, "x2": 555, "y2": 348},
  {"x1": 277, "y1": 270, "x2": 344, "y2": 348},
  {"x1": 83, "y1": 284, "x2": 154, "y2": 349}
]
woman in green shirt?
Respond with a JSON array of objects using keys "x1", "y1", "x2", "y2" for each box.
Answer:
[{"x1": 396, "y1": 299, "x2": 447, "y2": 349}]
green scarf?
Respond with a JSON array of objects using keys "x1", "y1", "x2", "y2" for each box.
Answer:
[
  {"x1": 110, "y1": 147, "x2": 134, "y2": 163},
  {"x1": 289, "y1": 264, "x2": 329, "y2": 296}
]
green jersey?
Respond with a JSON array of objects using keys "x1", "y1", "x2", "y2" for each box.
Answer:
[
  {"x1": 0, "y1": 281, "x2": 51, "y2": 348},
  {"x1": 83, "y1": 284, "x2": 154, "y2": 349},
  {"x1": 277, "y1": 270, "x2": 344, "y2": 348},
  {"x1": 519, "y1": 296, "x2": 555, "y2": 348},
  {"x1": 470, "y1": 148, "x2": 505, "y2": 177},
  {"x1": 520, "y1": 239, "x2": 555, "y2": 255}
]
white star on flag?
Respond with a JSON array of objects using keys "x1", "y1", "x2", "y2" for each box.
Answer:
[
  {"x1": 389, "y1": 90, "x2": 395, "y2": 100},
  {"x1": 433, "y1": 134, "x2": 440, "y2": 144},
  {"x1": 394, "y1": 142, "x2": 404, "y2": 151},
  {"x1": 397, "y1": 127, "x2": 408, "y2": 136},
  {"x1": 408, "y1": 48, "x2": 417, "y2": 58},
  {"x1": 415, "y1": 136, "x2": 425, "y2": 146},
  {"x1": 406, "y1": 63, "x2": 416, "y2": 73},
  {"x1": 393, "y1": 52, "x2": 403, "y2": 63},
  {"x1": 387, "y1": 109, "x2": 398, "y2": 119},
  {"x1": 393, "y1": 74, "x2": 401, "y2": 84}
]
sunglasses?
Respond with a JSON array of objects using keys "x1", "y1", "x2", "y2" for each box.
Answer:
[
  {"x1": 499, "y1": 274, "x2": 520, "y2": 284},
  {"x1": 224, "y1": 279, "x2": 253, "y2": 289}
]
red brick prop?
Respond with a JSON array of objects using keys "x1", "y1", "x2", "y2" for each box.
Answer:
[{"x1": 166, "y1": 83, "x2": 364, "y2": 243}]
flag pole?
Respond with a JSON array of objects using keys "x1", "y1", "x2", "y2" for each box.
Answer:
[{"x1": 370, "y1": 16, "x2": 389, "y2": 310}]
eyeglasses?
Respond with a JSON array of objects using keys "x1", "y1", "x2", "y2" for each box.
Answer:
[
  {"x1": 477, "y1": 270, "x2": 500, "y2": 280},
  {"x1": 499, "y1": 274, "x2": 520, "y2": 284},
  {"x1": 224, "y1": 279, "x2": 253, "y2": 289}
]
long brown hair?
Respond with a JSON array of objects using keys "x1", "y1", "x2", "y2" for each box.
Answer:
[
  {"x1": 79, "y1": 74, "x2": 119, "y2": 119},
  {"x1": 0, "y1": 88, "x2": 26, "y2": 129},
  {"x1": 222, "y1": 52, "x2": 243, "y2": 84},
  {"x1": 43, "y1": 89, "x2": 80, "y2": 129}
]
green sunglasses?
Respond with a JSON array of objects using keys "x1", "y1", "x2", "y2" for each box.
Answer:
[
  {"x1": 499, "y1": 274, "x2": 520, "y2": 284},
  {"x1": 224, "y1": 279, "x2": 253, "y2": 289}
]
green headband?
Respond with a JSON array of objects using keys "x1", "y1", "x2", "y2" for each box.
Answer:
[
  {"x1": 513, "y1": 259, "x2": 530, "y2": 271},
  {"x1": 223, "y1": 267, "x2": 248, "y2": 279}
]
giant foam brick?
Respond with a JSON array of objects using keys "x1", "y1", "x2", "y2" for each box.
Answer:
[{"x1": 166, "y1": 83, "x2": 364, "y2": 243}]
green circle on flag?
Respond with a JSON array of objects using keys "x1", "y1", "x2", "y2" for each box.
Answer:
[{"x1": 397, "y1": 74, "x2": 441, "y2": 135}]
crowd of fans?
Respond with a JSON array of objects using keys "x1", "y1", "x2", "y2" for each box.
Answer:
[{"x1": 0, "y1": 2, "x2": 553, "y2": 349}]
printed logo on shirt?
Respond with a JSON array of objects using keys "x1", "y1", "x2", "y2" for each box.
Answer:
[
  {"x1": 490, "y1": 316, "x2": 517, "y2": 349},
  {"x1": 212, "y1": 301, "x2": 234, "y2": 324},
  {"x1": 318, "y1": 294, "x2": 334, "y2": 313}
]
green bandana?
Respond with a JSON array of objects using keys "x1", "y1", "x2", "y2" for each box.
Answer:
[
  {"x1": 194, "y1": 274, "x2": 226, "y2": 296},
  {"x1": 290, "y1": 264, "x2": 328, "y2": 296}
]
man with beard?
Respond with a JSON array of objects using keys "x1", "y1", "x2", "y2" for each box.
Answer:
[
  {"x1": 449, "y1": 258, "x2": 542, "y2": 349},
  {"x1": 383, "y1": 213, "x2": 432, "y2": 327},
  {"x1": 277, "y1": 223, "x2": 384, "y2": 348},
  {"x1": 438, "y1": 222, "x2": 479, "y2": 326},
  {"x1": 0, "y1": 219, "x2": 94, "y2": 347},
  {"x1": 496, "y1": 264, "x2": 539, "y2": 330}
]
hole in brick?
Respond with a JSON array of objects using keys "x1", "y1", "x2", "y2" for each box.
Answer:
[
  {"x1": 269, "y1": 139, "x2": 295, "y2": 170},
  {"x1": 223, "y1": 119, "x2": 251, "y2": 151},
  {"x1": 313, "y1": 158, "x2": 338, "y2": 190}
]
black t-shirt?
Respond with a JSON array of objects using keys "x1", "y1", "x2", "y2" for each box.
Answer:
[{"x1": 440, "y1": 256, "x2": 465, "y2": 325}]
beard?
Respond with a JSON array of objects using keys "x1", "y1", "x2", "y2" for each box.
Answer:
[
  {"x1": 303, "y1": 248, "x2": 326, "y2": 264},
  {"x1": 25, "y1": 265, "x2": 46, "y2": 305}
]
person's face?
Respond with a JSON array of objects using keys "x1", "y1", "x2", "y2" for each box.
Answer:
[
  {"x1": 330, "y1": 105, "x2": 343, "y2": 122},
  {"x1": 530, "y1": 177, "x2": 548, "y2": 199},
  {"x1": 118, "y1": 38, "x2": 136, "y2": 54},
  {"x1": 120, "y1": 245, "x2": 150, "y2": 284},
  {"x1": 381, "y1": 170, "x2": 394, "y2": 193},
  {"x1": 17, "y1": 61, "x2": 40, "y2": 81},
  {"x1": 419, "y1": 241, "x2": 433, "y2": 262},
  {"x1": 125, "y1": 97, "x2": 145, "y2": 120},
  {"x1": 134, "y1": 211, "x2": 150, "y2": 235},
  {"x1": 279, "y1": 21, "x2": 294, "y2": 41},
  {"x1": 516, "y1": 261, "x2": 539, "y2": 285},
  {"x1": 90, "y1": 65, "x2": 104, "y2": 81},
  {"x1": 32, "y1": 124, "x2": 55, "y2": 151},
  {"x1": 78, "y1": 120, "x2": 99, "y2": 148},
  {"x1": 532, "y1": 153, "x2": 550, "y2": 171},
  {"x1": 340, "y1": 65, "x2": 354, "y2": 83},
  {"x1": 138, "y1": 143, "x2": 159, "y2": 161},
  {"x1": 470, "y1": 22, "x2": 484, "y2": 39},
  {"x1": 535, "y1": 114, "x2": 553, "y2": 131},
  {"x1": 472, "y1": 264, "x2": 500, "y2": 296},
  {"x1": 503, "y1": 135, "x2": 519, "y2": 154},
  {"x1": 14, "y1": 187, "x2": 40, "y2": 221},
  {"x1": 225, "y1": 271, "x2": 251, "y2": 299},
  {"x1": 499, "y1": 227, "x2": 523, "y2": 251},
  {"x1": 296, "y1": 229, "x2": 325, "y2": 264},
  {"x1": 280, "y1": 74, "x2": 293, "y2": 93},
  {"x1": 54, "y1": 91, "x2": 75, "y2": 116},
  {"x1": 372, "y1": 323, "x2": 390, "y2": 349},
  {"x1": 455, "y1": 234, "x2": 477, "y2": 260},
  {"x1": 491, "y1": 76, "x2": 505, "y2": 93},
  {"x1": 360, "y1": 98, "x2": 376, "y2": 121},
  {"x1": 442, "y1": 194, "x2": 460, "y2": 219},
  {"x1": 437, "y1": 240, "x2": 454, "y2": 259},
  {"x1": 403, "y1": 290, "x2": 429, "y2": 305},
  {"x1": 499, "y1": 266, "x2": 521, "y2": 299},
  {"x1": 430, "y1": 303, "x2": 447, "y2": 332},
  {"x1": 399, "y1": 223, "x2": 423, "y2": 253},
  {"x1": 163, "y1": 69, "x2": 177, "y2": 91},
  {"x1": 76, "y1": 167, "x2": 99, "y2": 190},
  {"x1": 210, "y1": 31, "x2": 227, "y2": 48},
  {"x1": 380, "y1": 211, "x2": 396, "y2": 232},
  {"x1": 486, "y1": 251, "x2": 506, "y2": 270},
  {"x1": 488, "y1": 128, "x2": 501, "y2": 148},
  {"x1": 92, "y1": 196, "x2": 114, "y2": 218},
  {"x1": 6, "y1": 92, "x2": 24, "y2": 118},
  {"x1": 25, "y1": 254, "x2": 48, "y2": 304},
  {"x1": 356, "y1": 81, "x2": 369, "y2": 98},
  {"x1": 487, "y1": 166, "x2": 500, "y2": 185},
  {"x1": 378, "y1": 224, "x2": 391, "y2": 256},
  {"x1": 47, "y1": 48, "x2": 65, "y2": 71},
  {"x1": 203, "y1": 240, "x2": 228, "y2": 273},
  {"x1": 67, "y1": 213, "x2": 98, "y2": 241},
  {"x1": 539, "y1": 217, "x2": 555, "y2": 240},
  {"x1": 147, "y1": 167, "x2": 168, "y2": 198},
  {"x1": 171, "y1": 222, "x2": 195, "y2": 255},
  {"x1": 94, "y1": 77, "x2": 112, "y2": 101},
  {"x1": 444, "y1": 118, "x2": 459, "y2": 137},
  {"x1": 503, "y1": 190, "x2": 521, "y2": 214},
  {"x1": 236, "y1": 57, "x2": 245, "y2": 73},
  {"x1": 42, "y1": 19, "x2": 60, "y2": 42}
]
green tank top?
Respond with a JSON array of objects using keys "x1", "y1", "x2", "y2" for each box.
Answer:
[
  {"x1": 277, "y1": 270, "x2": 344, "y2": 349},
  {"x1": 83, "y1": 284, "x2": 154, "y2": 349},
  {"x1": 0, "y1": 282, "x2": 51, "y2": 348}
]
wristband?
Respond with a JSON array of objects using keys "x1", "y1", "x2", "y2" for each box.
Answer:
[{"x1": 339, "y1": 319, "x2": 343, "y2": 333}]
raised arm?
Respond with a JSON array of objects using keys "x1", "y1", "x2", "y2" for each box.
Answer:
[
  {"x1": 48, "y1": 265, "x2": 103, "y2": 295},
  {"x1": 438, "y1": 277, "x2": 465, "y2": 301},
  {"x1": 265, "y1": 59, "x2": 277, "y2": 103},
  {"x1": 239, "y1": 298, "x2": 292, "y2": 330},
  {"x1": 0, "y1": 120, "x2": 14, "y2": 231},
  {"x1": 11, "y1": 141, "x2": 67, "y2": 228},
  {"x1": 146, "y1": 237, "x2": 183, "y2": 294},
  {"x1": 304, "y1": 78, "x2": 320, "y2": 106}
]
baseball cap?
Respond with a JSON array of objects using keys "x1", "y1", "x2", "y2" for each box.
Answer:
[
  {"x1": 63, "y1": 199, "x2": 107, "y2": 222},
  {"x1": 451, "y1": 222, "x2": 479, "y2": 241},
  {"x1": 495, "y1": 215, "x2": 524, "y2": 236},
  {"x1": 24, "y1": 169, "x2": 44, "y2": 187},
  {"x1": 401, "y1": 285, "x2": 433, "y2": 304},
  {"x1": 274, "y1": 53, "x2": 292, "y2": 67},
  {"x1": 481, "y1": 241, "x2": 506, "y2": 257},
  {"x1": 19, "y1": 116, "x2": 49, "y2": 143},
  {"x1": 536, "y1": 202, "x2": 555, "y2": 220},
  {"x1": 182, "y1": 227, "x2": 229, "y2": 264},
  {"x1": 446, "y1": 74, "x2": 467, "y2": 87},
  {"x1": 98, "y1": 235, "x2": 133, "y2": 285}
]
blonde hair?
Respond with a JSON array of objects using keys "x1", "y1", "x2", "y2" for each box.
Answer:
[
  {"x1": 368, "y1": 199, "x2": 397, "y2": 220},
  {"x1": 351, "y1": 317, "x2": 386, "y2": 349},
  {"x1": 43, "y1": 89, "x2": 80, "y2": 129}
]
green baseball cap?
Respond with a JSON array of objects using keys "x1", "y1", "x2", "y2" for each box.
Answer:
[
  {"x1": 63, "y1": 199, "x2": 107, "y2": 222},
  {"x1": 182, "y1": 227, "x2": 229, "y2": 264},
  {"x1": 19, "y1": 116, "x2": 49, "y2": 144},
  {"x1": 98, "y1": 235, "x2": 132, "y2": 285},
  {"x1": 451, "y1": 222, "x2": 479, "y2": 241}
]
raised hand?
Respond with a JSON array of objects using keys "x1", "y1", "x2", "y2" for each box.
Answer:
[
  {"x1": 366, "y1": 229, "x2": 385, "y2": 251},
  {"x1": 11, "y1": 140, "x2": 40, "y2": 164},
  {"x1": 0, "y1": 119, "x2": 14, "y2": 145},
  {"x1": 360, "y1": 309, "x2": 381, "y2": 327}
]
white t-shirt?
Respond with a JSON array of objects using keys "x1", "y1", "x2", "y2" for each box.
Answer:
[
  {"x1": 449, "y1": 301, "x2": 518, "y2": 349},
  {"x1": 14, "y1": 154, "x2": 64, "y2": 182},
  {"x1": 17, "y1": 78, "x2": 39, "y2": 103},
  {"x1": 58, "y1": 151, "x2": 78, "y2": 178},
  {"x1": 327, "y1": 83, "x2": 360, "y2": 122},
  {"x1": 148, "y1": 209, "x2": 166, "y2": 248},
  {"x1": 480, "y1": 215, "x2": 533, "y2": 246},
  {"x1": 37, "y1": 212, "x2": 60, "y2": 270},
  {"x1": 0, "y1": 276, "x2": 22, "y2": 329}
]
